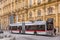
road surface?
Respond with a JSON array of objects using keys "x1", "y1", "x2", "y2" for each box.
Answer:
[{"x1": 0, "y1": 31, "x2": 60, "y2": 40}]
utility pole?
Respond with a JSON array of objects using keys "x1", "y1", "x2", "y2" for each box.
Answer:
[
  {"x1": 21, "y1": 0, "x2": 28, "y2": 34},
  {"x1": 0, "y1": 17, "x2": 1, "y2": 30},
  {"x1": 22, "y1": 14, "x2": 25, "y2": 34}
]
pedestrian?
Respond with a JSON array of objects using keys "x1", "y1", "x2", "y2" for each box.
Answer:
[{"x1": 54, "y1": 28, "x2": 56, "y2": 35}]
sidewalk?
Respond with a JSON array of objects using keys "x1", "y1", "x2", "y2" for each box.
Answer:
[{"x1": 56, "y1": 32, "x2": 60, "y2": 36}]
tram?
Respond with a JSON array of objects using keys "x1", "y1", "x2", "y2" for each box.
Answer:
[{"x1": 9, "y1": 18, "x2": 54, "y2": 35}]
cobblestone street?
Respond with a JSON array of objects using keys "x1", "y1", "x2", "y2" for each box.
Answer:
[{"x1": 0, "y1": 31, "x2": 60, "y2": 40}]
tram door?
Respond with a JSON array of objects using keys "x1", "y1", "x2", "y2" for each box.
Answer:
[{"x1": 46, "y1": 18, "x2": 54, "y2": 31}]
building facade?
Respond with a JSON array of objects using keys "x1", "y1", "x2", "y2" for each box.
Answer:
[{"x1": 0, "y1": 0, "x2": 60, "y2": 33}]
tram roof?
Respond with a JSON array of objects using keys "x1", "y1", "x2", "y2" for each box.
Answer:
[
  {"x1": 9, "y1": 22, "x2": 22, "y2": 26},
  {"x1": 25, "y1": 21, "x2": 46, "y2": 26},
  {"x1": 9, "y1": 21, "x2": 46, "y2": 26}
]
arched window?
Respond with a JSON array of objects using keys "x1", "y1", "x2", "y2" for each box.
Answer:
[{"x1": 37, "y1": 10, "x2": 41, "y2": 16}]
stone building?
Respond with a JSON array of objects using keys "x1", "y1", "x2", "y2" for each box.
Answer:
[{"x1": 0, "y1": 0, "x2": 60, "y2": 33}]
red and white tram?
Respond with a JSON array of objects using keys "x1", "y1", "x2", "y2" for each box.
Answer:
[{"x1": 9, "y1": 20, "x2": 54, "y2": 35}]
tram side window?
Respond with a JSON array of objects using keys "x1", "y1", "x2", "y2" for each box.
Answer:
[
  {"x1": 37, "y1": 25, "x2": 45, "y2": 31},
  {"x1": 25, "y1": 26, "x2": 32, "y2": 30},
  {"x1": 25, "y1": 26, "x2": 37, "y2": 30},
  {"x1": 12, "y1": 26, "x2": 17, "y2": 30},
  {"x1": 18, "y1": 26, "x2": 22, "y2": 30}
]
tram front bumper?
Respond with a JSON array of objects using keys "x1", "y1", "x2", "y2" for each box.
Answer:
[{"x1": 46, "y1": 31, "x2": 54, "y2": 35}]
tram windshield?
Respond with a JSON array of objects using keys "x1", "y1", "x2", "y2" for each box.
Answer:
[
  {"x1": 47, "y1": 24, "x2": 53, "y2": 30},
  {"x1": 47, "y1": 18, "x2": 54, "y2": 30}
]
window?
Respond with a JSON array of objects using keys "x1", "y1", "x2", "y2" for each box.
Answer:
[
  {"x1": 44, "y1": 6, "x2": 46, "y2": 12},
  {"x1": 10, "y1": 15, "x2": 14, "y2": 24},
  {"x1": 47, "y1": 18, "x2": 54, "y2": 30},
  {"x1": 11, "y1": 26, "x2": 17, "y2": 30},
  {"x1": 15, "y1": 0, "x2": 19, "y2": 2},
  {"x1": 18, "y1": 26, "x2": 22, "y2": 30},
  {"x1": 12, "y1": 2, "x2": 14, "y2": 7},
  {"x1": 0, "y1": 0, "x2": 2, "y2": 2},
  {"x1": 47, "y1": 24, "x2": 53, "y2": 30},
  {"x1": 33, "y1": 0, "x2": 35, "y2": 5},
  {"x1": 21, "y1": 15, "x2": 24, "y2": 21},
  {"x1": 18, "y1": 0, "x2": 21, "y2": 3},
  {"x1": 48, "y1": 0, "x2": 52, "y2": 2},
  {"x1": 20, "y1": 0, "x2": 25, "y2": 8},
  {"x1": 22, "y1": 0, "x2": 24, "y2": 1},
  {"x1": 37, "y1": 25, "x2": 45, "y2": 31},
  {"x1": 25, "y1": 25, "x2": 45, "y2": 31},
  {"x1": 48, "y1": 7, "x2": 53, "y2": 14},
  {"x1": 15, "y1": 0, "x2": 19, "y2": 4},
  {"x1": 4, "y1": 0, "x2": 7, "y2": 2},
  {"x1": 29, "y1": 0, "x2": 32, "y2": 7},
  {"x1": 37, "y1": 0, "x2": 41, "y2": 4},
  {"x1": 25, "y1": 26, "x2": 37, "y2": 30},
  {"x1": 37, "y1": 10, "x2": 41, "y2": 16},
  {"x1": 0, "y1": 0, "x2": 2, "y2": 4},
  {"x1": 29, "y1": 12, "x2": 32, "y2": 17},
  {"x1": 22, "y1": 15, "x2": 24, "y2": 18}
]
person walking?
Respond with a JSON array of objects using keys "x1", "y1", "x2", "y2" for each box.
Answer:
[{"x1": 54, "y1": 28, "x2": 56, "y2": 35}]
